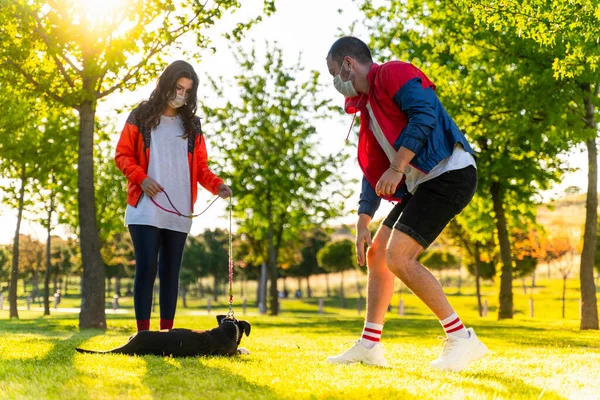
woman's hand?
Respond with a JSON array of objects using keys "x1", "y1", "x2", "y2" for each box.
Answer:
[
  {"x1": 375, "y1": 167, "x2": 404, "y2": 197},
  {"x1": 218, "y1": 184, "x2": 233, "y2": 199},
  {"x1": 140, "y1": 177, "x2": 164, "y2": 197}
]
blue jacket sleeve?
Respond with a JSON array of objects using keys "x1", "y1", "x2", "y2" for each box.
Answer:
[
  {"x1": 358, "y1": 176, "x2": 381, "y2": 218},
  {"x1": 393, "y1": 78, "x2": 437, "y2": 155}
]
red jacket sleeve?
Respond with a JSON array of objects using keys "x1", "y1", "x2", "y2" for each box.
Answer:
[
  {"x1": 195, "y1": 135, "x2": 223, "y2": 195},
  {"x1": 114, "y1": 115, "x2": 148, "y2": 186}
]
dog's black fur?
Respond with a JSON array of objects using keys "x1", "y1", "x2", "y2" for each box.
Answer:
[{"x1": 75, "y1": 315, "x2": 250, "y2": 357}]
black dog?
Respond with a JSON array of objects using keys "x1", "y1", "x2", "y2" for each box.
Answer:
[{"x1": 76, "y1": 315, "x2": 250, "y2": 357}]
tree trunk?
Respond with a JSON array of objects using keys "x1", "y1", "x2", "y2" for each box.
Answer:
[
  {"x1": 325, "y1": 273, "x2": 331, "y2": 297},
  {"x1": 474, "y1": 243, "x2": 483, "y2": 317},
  {"x1": 562, "y1": 275, "x2": 567, "y2": 319},
  {"x1": 115, "y1": 274, "x2": 122, "y2": 297},
  {"x1": 491, "y1": 182, "x2": 514, "y2": 319},
  {"x1": 213, "y1": 275, "x2": 218, "y2": 302},
  {"x1": 521, "y1": 278, "x2": 527, "y2": 295},
  {"x1": 259, "y1": 262, "x2": 267, "y2": 314},
  {"x1": 579, "y1": 88, "x2": 599, "y2": 329},
  {"x1": 457, "y1": 266, "x2": 462, "y2": 294},
  {"x1": 340, "y1": 270, "x2": 346, "y2": 308},
  {"x1": 306, "y1": 276, "x2": 312, "y2": 298},
  {"x1": 77, "y1": 100, "x2": 106, "y2": 330},
  {"x1": 44, "y1": 191, "x2": 54, "y2": 316},
  {"x1": 355, "y1": 269, "x2": 363, "y2": 299},
  {"x1": 266, "y1": 196, "x2": 279, "y2": 316},
  {"x1": 199, "y1": 280, "x2": 205, "y2": 298},
  {"x1": 31, "y1": 265, "x2": 39, "y2": 301},
  {"x1": 297, "y1": 277, "x2": 302, "y2": 296},
  {"x1": 531, "y1": 271, "x2": 536, "y2": 288},
  {"x1": 9, "y1": 163, "x2": 26, "y2": 319},
  {"x1": 182, "y1": 285, "x2": 187, "y2": 308}
]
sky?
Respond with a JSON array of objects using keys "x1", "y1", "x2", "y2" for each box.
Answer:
[{"x1": 0, "y1": 0, "x2": 592, "y2": 244}]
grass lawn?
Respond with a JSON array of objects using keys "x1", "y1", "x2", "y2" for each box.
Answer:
[{"x1": 0, "y1": 278, "x2": 599, "y2": 399}]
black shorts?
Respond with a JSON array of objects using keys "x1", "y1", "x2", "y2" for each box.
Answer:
[{"x1": 382, "y1": 166, "x2": 477, "y2": 249}]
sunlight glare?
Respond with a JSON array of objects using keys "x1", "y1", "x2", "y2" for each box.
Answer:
[{"x1": 73, "y1": 0, "x2": 130, "y2": 27}]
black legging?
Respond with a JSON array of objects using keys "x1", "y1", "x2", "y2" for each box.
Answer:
[{"x1": 128, "y1": 225, "x2": 187, "y2": 321}]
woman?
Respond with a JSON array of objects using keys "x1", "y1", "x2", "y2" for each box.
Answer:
[{"x1": 115, "y1": 60, "x2": 232, "y2": 332}]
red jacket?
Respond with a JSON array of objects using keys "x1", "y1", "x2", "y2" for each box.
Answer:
[
  {"x1": 114, "y1": 108, "x2": 223, "y2": 211},
  {"x1": 345, "y1": 62, "x2": 435, "y2": 201}
]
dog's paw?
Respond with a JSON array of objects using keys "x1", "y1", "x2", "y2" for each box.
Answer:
[{"x1": 237, "y1": 347, "x2": 250, "y2": 355}]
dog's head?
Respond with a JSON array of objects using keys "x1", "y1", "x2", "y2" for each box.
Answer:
[{"x1": 216, "y1": 315, "x2": 251, "y2": 345}]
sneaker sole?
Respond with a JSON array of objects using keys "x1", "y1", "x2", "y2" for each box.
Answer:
[
  {"x1": 431, "y1": 340, "x2": 490, "y2": 372},
  {"x1": 326, "y1": 358, "x2": 389, "y2": 368}
]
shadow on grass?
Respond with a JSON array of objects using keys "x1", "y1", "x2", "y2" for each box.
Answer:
[
  {"x1": 458, "y1": 370, "x2": 566, "y2": 400},
  {"x1": 0, "y1": 326, "x2": 101, "y2": 397},
  {"x1": 140, "y1": 354, "x2": 281, "y2": 399}
]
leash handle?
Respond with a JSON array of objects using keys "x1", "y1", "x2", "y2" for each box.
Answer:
[{"x1": 150, "y1": 189, "x2": 219, "y2": 219}]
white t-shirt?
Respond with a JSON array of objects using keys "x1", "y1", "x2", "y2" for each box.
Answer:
[
  {"x1": 366, "y1": 102, "x2": 476, "y2": 195},
  {"x1": 125, "y1": 115, "x2": 192, "y2": 233},
  {"x1": 404, "y1": 144, "x2": 476, "y2": 194}
]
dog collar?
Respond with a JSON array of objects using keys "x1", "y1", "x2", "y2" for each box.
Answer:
[{"x1": 222, "y1": 319, "x2": 240, "y2": 342}]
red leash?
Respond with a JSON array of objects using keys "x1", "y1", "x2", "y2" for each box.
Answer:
[
  {"x1": 151, "y1": 190, "x2": 236, "y2": 317},
  {"x1": 150, "y1": 189, "x2": 219, "y2": 219}
]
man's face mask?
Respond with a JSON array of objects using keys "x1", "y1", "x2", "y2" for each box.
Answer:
[
  {"x1": 168, "y1": 94, "x2": 186, "y2": 109},
  {"x1": 333, "y1": 63, "x2": 358, "y2": 98}
]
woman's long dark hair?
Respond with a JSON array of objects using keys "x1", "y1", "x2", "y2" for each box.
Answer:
[{"x1": 138, "y1": 60, "x2": 199, "y2": 138}]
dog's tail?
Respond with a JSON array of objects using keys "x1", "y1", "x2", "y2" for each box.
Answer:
[{"x1": 75, "y1": 347, "x2": 111, "y2": 354}]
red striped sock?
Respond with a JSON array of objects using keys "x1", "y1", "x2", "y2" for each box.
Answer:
[
  {"x1": 160, "y1": 319, "x2": 174, "y2": 330},
  {"x1": 359, "y1": 322, "x2": 383, "y2": 349},
  {"x1": 136, "y1": 319, "x2": 150, "y2": 332},
  {"x1": 440, "y1": 313, "x2": 469, "y2": 339}
]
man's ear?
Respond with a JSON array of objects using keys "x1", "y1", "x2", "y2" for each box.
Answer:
[
  {"x1": 217, "y1": 315, "x2": 226, "y2": 325},
  {"x1": 239, "y1": 321, "x2": 251, "y2": 337}
]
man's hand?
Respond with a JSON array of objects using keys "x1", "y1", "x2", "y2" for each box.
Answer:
[
  {"x1": 218, "y1": 184, "x2": 233, "y2": 199},
  {"x1": 355, "y1": 214, "x2": 373, "y2": 266},
  {"x1": 375, "y1": 167, "x2": 404, "y2": 197},
  {"x1": 140, "y1": 177, "x2": 164, "y2": 197}
]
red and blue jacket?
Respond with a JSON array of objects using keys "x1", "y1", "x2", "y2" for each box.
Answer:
[{"x1": 347, "y1": 62, "x2": 476, "y2": 217}]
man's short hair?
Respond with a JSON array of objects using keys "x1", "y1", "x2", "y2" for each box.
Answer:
[{"x1": 328, "y1": 36, "x2": 373, "y2": 65}]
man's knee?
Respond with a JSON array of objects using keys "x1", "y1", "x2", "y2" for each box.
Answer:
[
  {"x1": 385, "y1": 236, "x2": 422, "y2": 279},
  {"x1": 366, "y1": 241, "x2": 387, "y2": 273}
]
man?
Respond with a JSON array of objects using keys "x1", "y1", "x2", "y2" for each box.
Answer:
[{"x1": 325, "y1": 36, "x2": 488, "y2": 372}]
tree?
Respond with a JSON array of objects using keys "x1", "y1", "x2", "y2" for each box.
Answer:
[
  {"x1": 462, "y1": 0, "x2": 599, "y2": 330},
  {"x1": 203, "y1": 44, "x2": 351, "y2": 315},
  {"x1": 0, "y1": 85, "x2": 62, "y2": 318},
  {"x1": 512, "y1": 228, "x2": 544, "y2": 293},
  {"x1": 317, "y1": 239, "x2": 357, "y2": 308},
  {"x1": 200, "y1": 229, "x2": 230, "y2": 302},
  {"x1": 0, "y1": 0, "x2": 274, "y2": 329},
  {"x1": 359, "y1": 0, "x2": 577, "y2": 319},
  {"x1": 285, "y1": 228, "x2": 330, "y2": 298}
]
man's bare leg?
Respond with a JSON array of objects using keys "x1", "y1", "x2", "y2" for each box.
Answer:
[
  {"x1": 365, "y1": 224, "x2": 395, "y2": 324},
  {"x1": 385, "y1": 230, "x2": 453, "y2": 319}
]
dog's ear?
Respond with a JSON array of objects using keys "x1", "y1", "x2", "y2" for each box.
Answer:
[
  {"x1": 239, "y1": 320, "x2": 251, "y2": 337},
  {"x1": 216, "y1": 315, "x2": 226, "y2": 325}
]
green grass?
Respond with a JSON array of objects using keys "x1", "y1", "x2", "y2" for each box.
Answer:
[{"x1": 0, "y1": 278, "x2": 599, "y2": 400}]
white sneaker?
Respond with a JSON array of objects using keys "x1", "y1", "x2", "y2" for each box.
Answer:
[
  {"x1": 326, "y1": 341, "x2": 389, "y2": 367},
  {"x1": 430, "y1": 328, "x2": 489, "y2": 372}
]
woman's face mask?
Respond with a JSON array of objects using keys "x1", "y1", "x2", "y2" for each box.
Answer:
[
  {"x1": 168, "y1": 94, "x2": 186, "y2": 109},
  {"x1": 333, "y1": 63, "x2": 358, "y2": 98}
]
